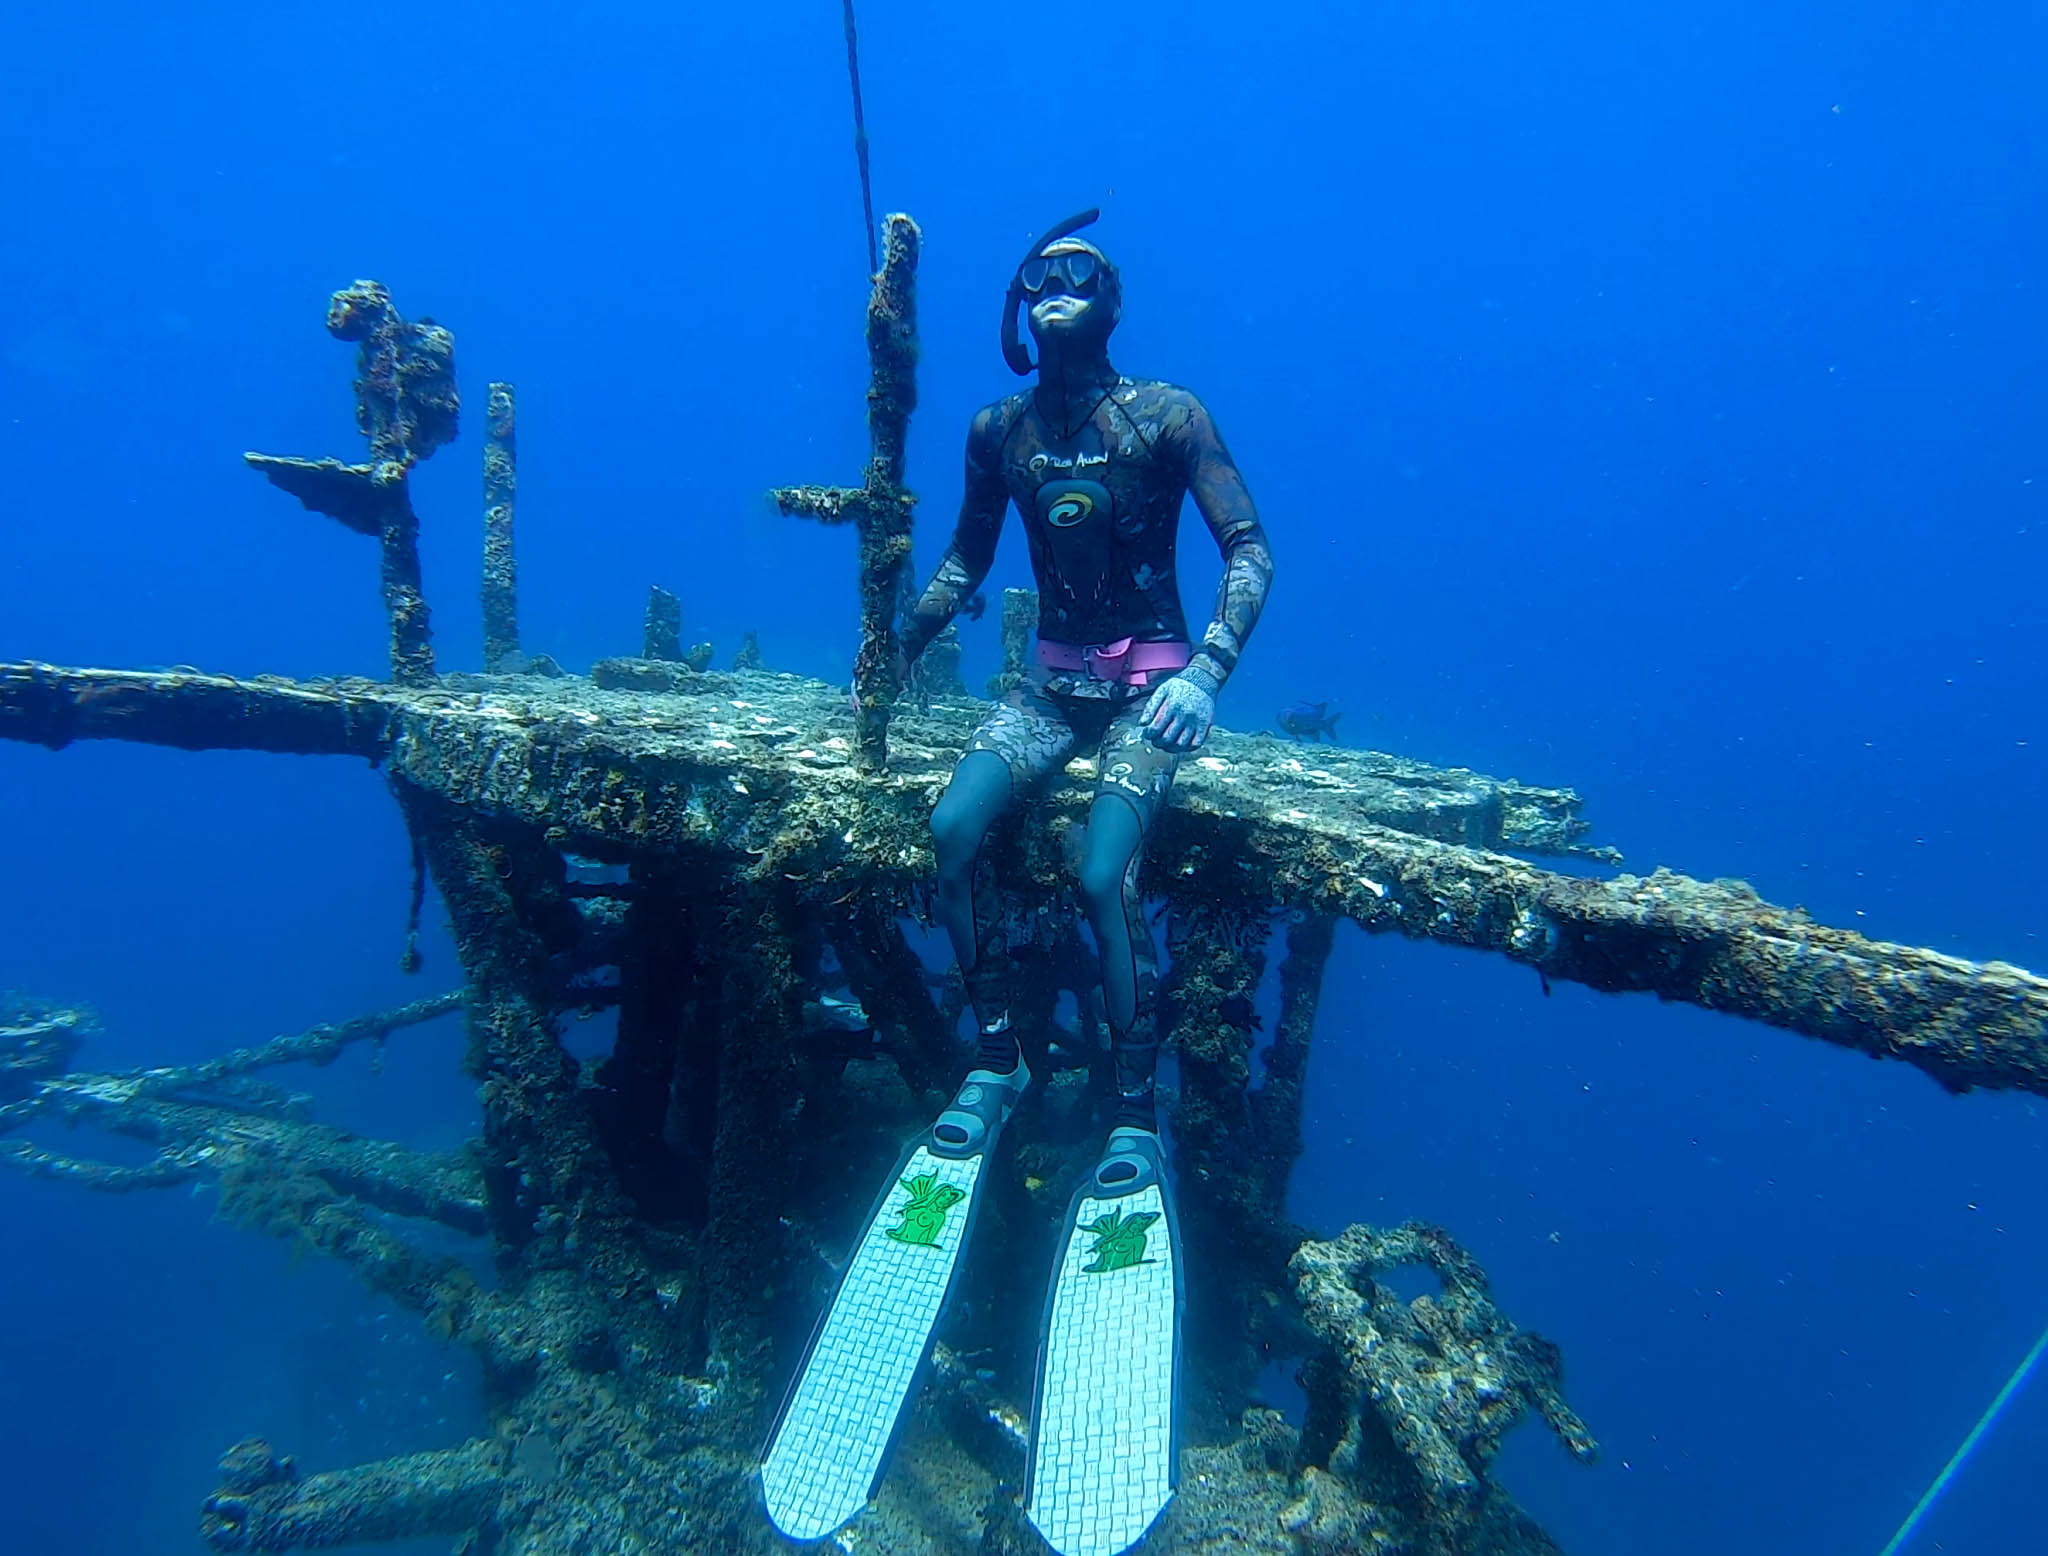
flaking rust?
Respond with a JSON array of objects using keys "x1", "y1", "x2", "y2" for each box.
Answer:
[{"x1": 3, "y1": 229, "x2": 2045, "y2": 1555}]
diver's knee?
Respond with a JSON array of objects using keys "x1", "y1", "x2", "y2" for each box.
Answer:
[
  {"x1": 1078, "y1": 798, "x2": 1142, "y2": 910},
  {"x1": 1078, "y1": 843, "x2": 1135, "y2": 916},
  {"x1": 931, "y1": 750, "x2": 1010, "y2": 867},
  {"x1": 930, "y1": 803, "x2": 977, "y2": 873}
]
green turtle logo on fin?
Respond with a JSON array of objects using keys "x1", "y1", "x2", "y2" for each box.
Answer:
[
  {"x1": 885, "y1": 1172, "x2": 967, "y2": 1247},
  {"x1": 1081, "y1": 1206, "x2": 1159, "y2": 1273}
]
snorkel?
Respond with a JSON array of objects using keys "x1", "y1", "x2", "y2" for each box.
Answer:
[{"x1": 1001, "y1": 207, "x2": 1103, "y2": 376}]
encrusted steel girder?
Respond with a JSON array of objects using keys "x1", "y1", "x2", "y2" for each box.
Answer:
[
  {"x1": 201, "y1": 1437, "x2": 504, "y2": 1552},
  {"x1": 3, "y1": 657, "x2": 2044, "y2": 1099},
  {"x1": 0, "y1": 993, "x2": 475, "y2": 1218}
]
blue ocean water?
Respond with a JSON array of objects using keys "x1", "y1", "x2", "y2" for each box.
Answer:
[{"x1": 2, "y1": 2, "x2": 2043, "y2": 1551}]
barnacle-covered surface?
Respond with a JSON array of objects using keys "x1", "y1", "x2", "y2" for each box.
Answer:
[{"x1": 0, "y1": 994, "x2": 471, "y2": 1205}]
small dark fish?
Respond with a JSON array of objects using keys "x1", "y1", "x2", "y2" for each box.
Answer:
[
  {"x1": 962, "y1": 592, "x2": 988, "y2": 622},
  {"x1": 1277, "y1": 701, "x2": 1342, "y2": 742}
]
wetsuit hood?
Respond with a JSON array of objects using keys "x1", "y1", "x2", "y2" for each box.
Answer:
[{"x1": 1002, "y1": 207, "x2": 1104, "y2": 376}]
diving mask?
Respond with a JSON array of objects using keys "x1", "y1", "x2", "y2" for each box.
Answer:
[{"x1": 1019, "y1": 249, "x2": 1101, "y2": 298}]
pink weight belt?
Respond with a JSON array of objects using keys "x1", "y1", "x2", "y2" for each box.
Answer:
[{"x1": 1036, "y1": 636, "x2": 1191, "y2": 688}]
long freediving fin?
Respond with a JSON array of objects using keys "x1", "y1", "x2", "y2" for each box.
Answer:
[
  {"x1": 759, "y1": 1061, "x2": 1030, "y2": 1543},
  {"x1": 1024, "y1": 1127, "x2": 1184, "y2": 1556}
]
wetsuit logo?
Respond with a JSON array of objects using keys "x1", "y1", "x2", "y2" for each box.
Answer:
[
  {"x1": 1036, "y1": 476, "x2": 1114, "y2": 531},
  {"x1": 1048, "y1": 492, "x2": 1094, "y2": 527}
]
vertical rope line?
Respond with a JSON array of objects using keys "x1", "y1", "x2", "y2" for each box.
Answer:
[{"x1": 842, "y1": 0, "x2": 879, "y2": 275}]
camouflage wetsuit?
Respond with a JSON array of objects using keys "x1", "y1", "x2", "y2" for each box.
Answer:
[{"x1": 901, "y1": 368, "x2": 1273, "y2": 1128}]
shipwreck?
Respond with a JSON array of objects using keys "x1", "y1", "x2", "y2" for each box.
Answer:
[{"x1": 4, "y1": 215, "x2": 2044, "y2": 1556}]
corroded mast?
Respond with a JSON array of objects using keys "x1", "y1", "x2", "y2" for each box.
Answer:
[{"x1": 772, "y1": 213, "x2": 922, "y2": 770}]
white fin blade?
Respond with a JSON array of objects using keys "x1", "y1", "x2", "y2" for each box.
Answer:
[{"x1": 762, "y1": 1147, "x2": 984, "y2": 1540}]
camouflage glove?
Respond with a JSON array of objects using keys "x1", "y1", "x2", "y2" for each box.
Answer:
[{"x1": 1141, "y1": 664, "x2": 1220, "y2": 753}]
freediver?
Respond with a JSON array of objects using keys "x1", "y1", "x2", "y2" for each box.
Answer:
[
  {"x1": 900, "y1": 210, "x2": 1275, "y2": 1148},
  {"x1": 762, "y1": 212, "x2": 1272, "y2": 1553}
]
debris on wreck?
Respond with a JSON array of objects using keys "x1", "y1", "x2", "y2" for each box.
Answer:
[
  {"x1": 4, "y1": 213, "x2": 2047, "y2": 1556},
  {"x1": 1286, "y1": 1222, "x2": 1597, "y2": 1554}
]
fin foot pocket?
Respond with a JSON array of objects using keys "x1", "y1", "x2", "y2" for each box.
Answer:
[{"x1": 929, "y1": 1056, "x2": 1032, "y2": 1160}]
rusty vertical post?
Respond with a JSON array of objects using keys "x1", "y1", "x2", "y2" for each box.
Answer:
[
  {"x1": 481, "y1": 382, "x2": 519, "y2": 672},
  {"x1": 772, "y1": 213, "x2": 921, "y2": 770}
]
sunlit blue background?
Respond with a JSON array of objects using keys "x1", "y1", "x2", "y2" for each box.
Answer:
[{"x1": 3, "y1": 2, "x2": 2044, "y2": 1552}]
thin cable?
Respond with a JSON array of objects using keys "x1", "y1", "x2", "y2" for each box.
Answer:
[
  {"x1": 1878, "y1": 1318, "x2": 2048, "y2": 1555},
  {"x1": 841, "y1": 0, "x2": 878, "y2": 274}
]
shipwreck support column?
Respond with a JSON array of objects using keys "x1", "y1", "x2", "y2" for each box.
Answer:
[
  {"x1": 832, "y1": 897, "x2": 958, "y2": 1101},
  {"x1": 390, "y1": 783, "x2": 678, "y2": 1365},
  {"x1": 644, "y1": 585, "x2": 684, "y2": 662},
  {"x1": 699, "y1": 877, "x2": 807, "y2": 1390},
  {"x1": 1165, "y1": 899, "x2": 1309, "y2": 1433},
  {"x1": 1255, "y1": 912, "x2": 1337, "y2": 1209},
  {"x1": 482, "y1": 381, "x2": 520, "y2": 672}
]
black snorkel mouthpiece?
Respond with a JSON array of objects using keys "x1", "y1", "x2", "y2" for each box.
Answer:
[{"x1": 1002, "y1": 207, "x2": 1101, "y2": 376}]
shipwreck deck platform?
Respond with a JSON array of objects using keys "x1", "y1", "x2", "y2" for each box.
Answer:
[{"x1": 7, "y1": 657, "x2": 2044, "y2": 1101}]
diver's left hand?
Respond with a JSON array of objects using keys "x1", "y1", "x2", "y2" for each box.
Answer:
[{"x1": 1141, "y1": 667, "x2": 1219, "y2": 752}]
